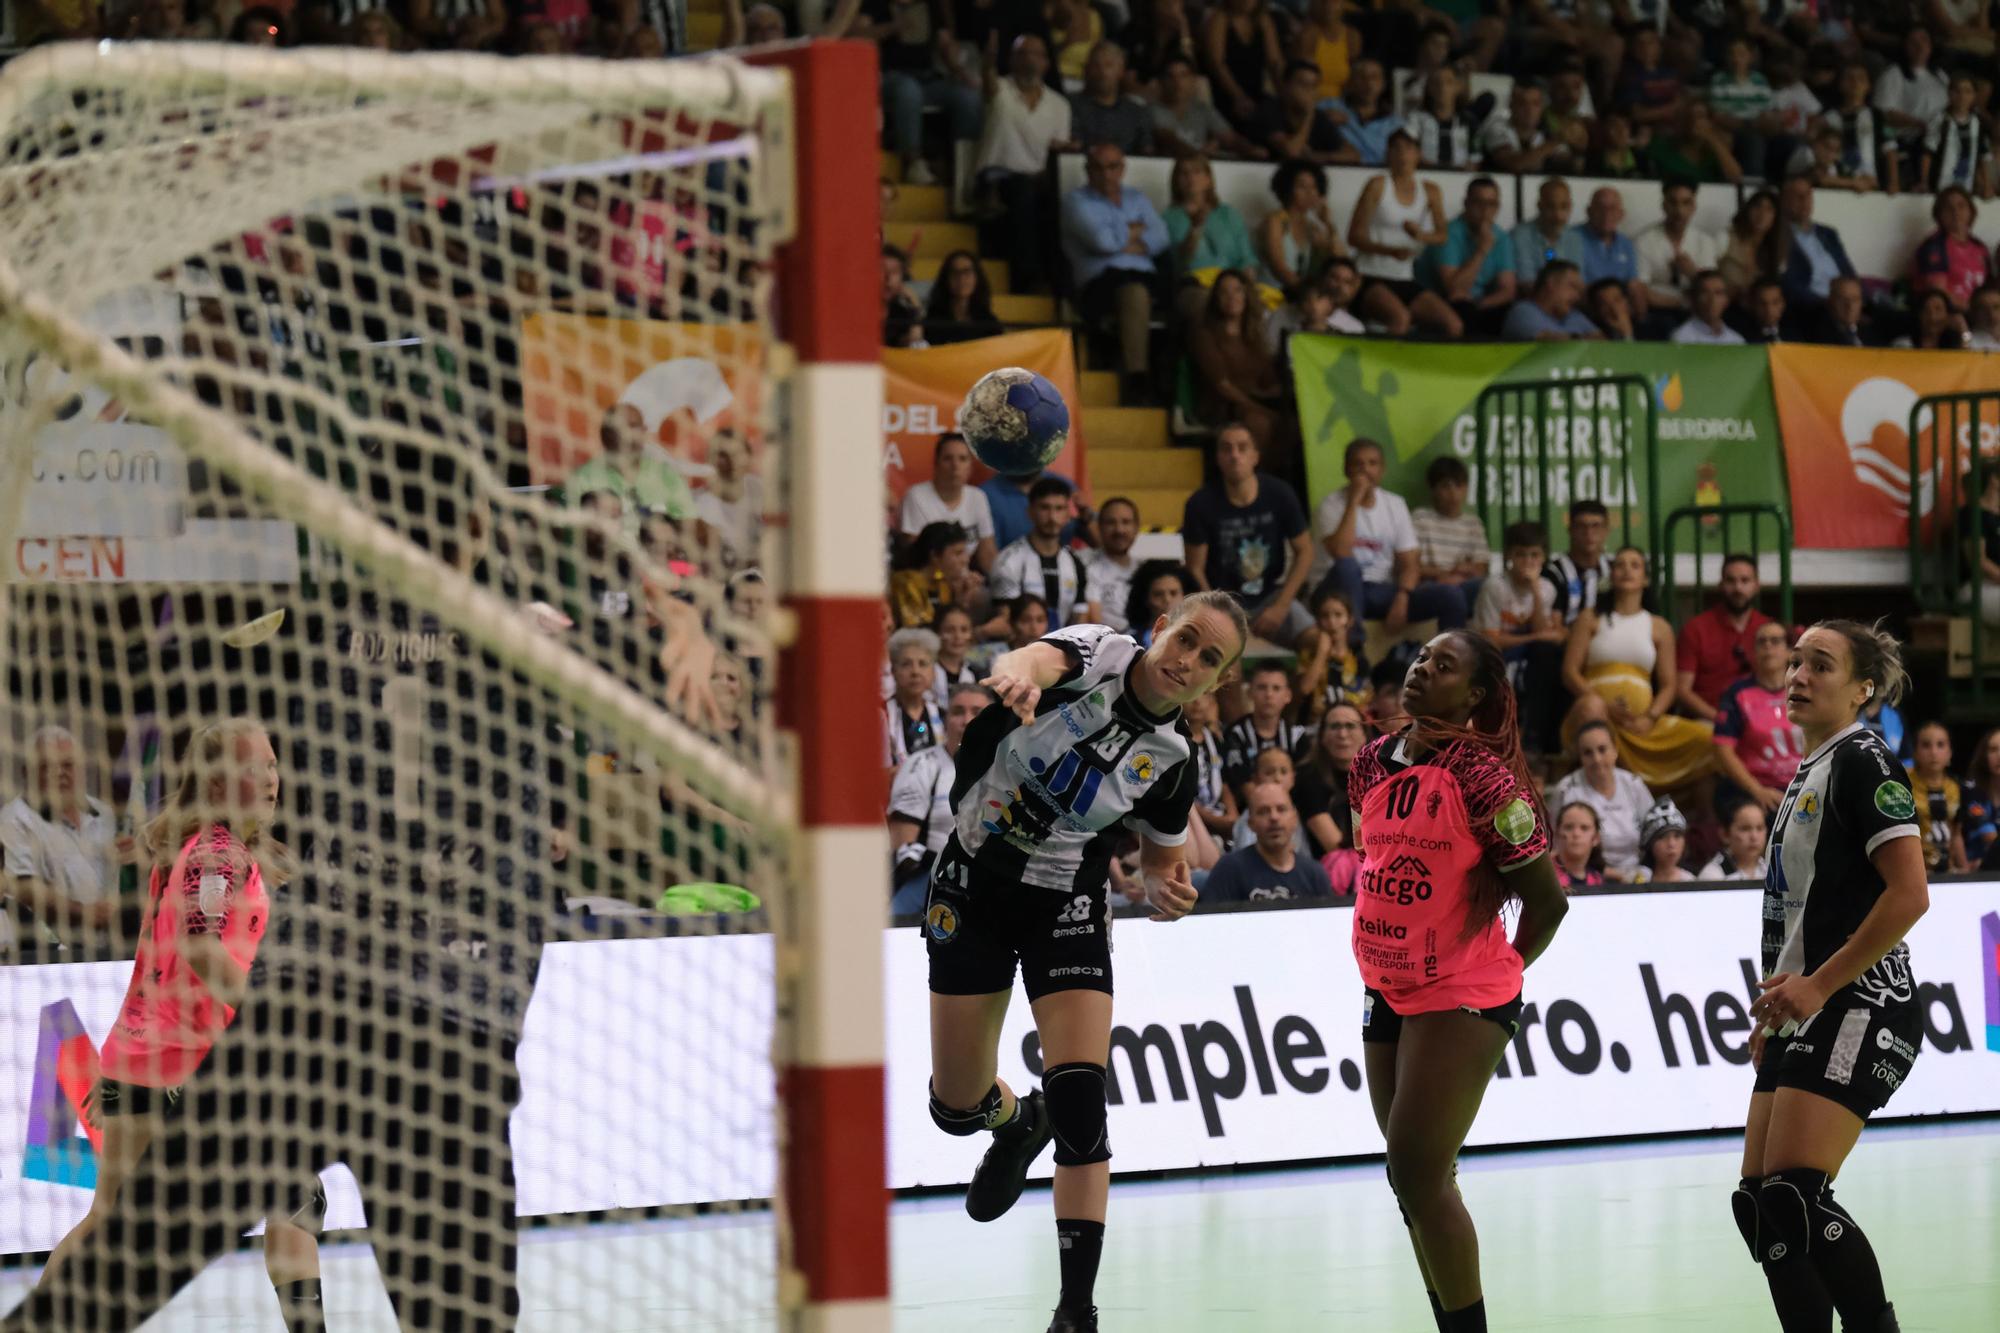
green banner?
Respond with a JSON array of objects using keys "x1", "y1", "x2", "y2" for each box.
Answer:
[{"x1": 1291, "y1": 335, "x2": 1788, "y2": 550}]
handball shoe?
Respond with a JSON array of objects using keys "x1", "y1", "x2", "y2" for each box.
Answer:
[
  {"x1": 965, "y1": 1089, "x2": 1051, "y2": 1222},
  {"x1": 1046, "y1": 1307, "x2": 1098, "y2": 1333}
]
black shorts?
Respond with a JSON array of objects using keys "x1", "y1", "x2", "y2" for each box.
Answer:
[
  {"x1": 1364, "y1": 277, "x2": 1426, "y2": 307},
  {"x1": 924, "y1": 836, "x2": 1113, "y2": 1003},
  {"x1": 1753, "y1": 1002, "x2": 1920, "y2": 1120},
  {"x1": 1360, "y1": 986, "x2": 1524, "y2": 1044},
  {"x1": 91, "y1": 1078, "x2": 183, "y2": 1121}
]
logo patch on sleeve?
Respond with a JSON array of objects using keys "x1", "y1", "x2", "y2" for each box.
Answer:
[
  {"x1": 1495, "y1": 798, "x2": 1537, "y2": 846},
  {"x1": 1873, "y1": 782, "x2": 1916, "y2": 821},
  {"x1": 196, "y1": 872, "x2": 230, "y2": 917}
]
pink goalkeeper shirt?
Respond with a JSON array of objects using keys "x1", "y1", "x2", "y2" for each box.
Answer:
[
  {"x1": 1348, "y1": 734, "x2": 1549, "y2": 1013},
  {"x1": 98, "y1": 826, "x2": 269, "y2": 1089}
]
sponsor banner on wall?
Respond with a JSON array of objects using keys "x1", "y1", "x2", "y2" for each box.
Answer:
[
  {"x1": 1767, "y1": 344, "x2": 2000, "y2": 549},
  {"x1": 1290, "y1": 336, "x2": 1787, "y2": 548},
  {"x1": 1, "y1": 884, "x2": 1994, "y2": 1254},
  {"x1": 882, "y1": 329, "x2": 1090, "y2": 507}
]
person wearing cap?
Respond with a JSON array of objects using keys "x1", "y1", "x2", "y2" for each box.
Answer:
[{"x1": 1633, "y1": 797, "x2": 1694, "y2": 883}]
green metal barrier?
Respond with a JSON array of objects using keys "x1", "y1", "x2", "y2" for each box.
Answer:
[
  {"x1": 1473, "y1": 374, "x2": 1659, "y2": 577},
  {"x1": 1661, "y1": 504, "x2": 1793, "y2": 629},
  {"x1": 1908, "y1": 391, "x2": 2000, "y2": 716}
]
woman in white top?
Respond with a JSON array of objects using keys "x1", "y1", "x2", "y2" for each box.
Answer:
[
  {"x1": 899, "y1": 433, "x2": 998, "y2": 573},
  {"x1": 1873, "y1": 27, "x2": 1950, "y2": 159},
  {"x1": 1559, "y1": 545, "x2": 1714, "y2": 792},
  {"x1": 1345, "y1": 129, "x2": 1458, "y2": 337},
  {"x1": 1547, "y1": 719, "x2": 1654, "y2": 879}
]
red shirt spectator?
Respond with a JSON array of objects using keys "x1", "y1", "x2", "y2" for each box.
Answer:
[
  {"x1": 1912, "y1": 188, "x2": 1993, "y2": 311},
  {"x1": 1674, "y1": 555, "x2": 1773, "y2": 718}
]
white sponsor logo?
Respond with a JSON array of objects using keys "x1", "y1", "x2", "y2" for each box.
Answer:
[{"x1": 196, "y1": 872, "x2": 228, "y2": 918}]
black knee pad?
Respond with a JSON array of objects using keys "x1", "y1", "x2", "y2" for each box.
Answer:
[
  {"x1": 929, "y1": 1080, "x2": 1007, "y2": 1136},
  {"x1": 1757, "y1": 1168, "x2": 1830, "y2": 1264},
  {"x1": 1044, "y1": 1062, "x2": 1111, "y2": 1167},
  {"x1": 1730, "y1": 1177, "x2": 1760, "y2": 1261}
]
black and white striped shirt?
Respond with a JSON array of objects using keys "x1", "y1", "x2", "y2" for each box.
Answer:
[
  {"x1": 1925, "y1": 112, "x2": 1985, "y2": 192},
  {"x1": 884, "y1": 696, "x2": 944, "y2": 769},
  {"x1": 1542, "y1": 551, "x2": 1613, "y2": 625},
  {"x1": 1219, "y1": 715, "x2": 1310, "y2": 792}
]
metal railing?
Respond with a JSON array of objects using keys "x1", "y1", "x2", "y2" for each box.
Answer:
[
  {"x1": 1909, "y1": 391, "x2": 2000, "y2": 714},
  {"x1": 1661, "y1": 503, "x2": 1793, "y2": 628}
]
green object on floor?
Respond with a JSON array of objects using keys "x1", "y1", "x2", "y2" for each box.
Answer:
[{"x1": 656, "y1": 882, "x2": 761, "y2": 915}]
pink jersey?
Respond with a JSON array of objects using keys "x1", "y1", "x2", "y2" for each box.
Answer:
[
  {"x1": 1348, "y1": 735, "x2": 1549, "y2": 1013},
  {"x1": 98, "y1": 826, "x2": 269, "y2": 1089}
]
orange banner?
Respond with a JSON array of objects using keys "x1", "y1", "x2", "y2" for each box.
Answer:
[
  {"x1": 1769, "y1": 345, "x2": 2000, "y2": 549},
  {"x1": 882, "y1": 329, "x2": 1090, "y2": 506}
]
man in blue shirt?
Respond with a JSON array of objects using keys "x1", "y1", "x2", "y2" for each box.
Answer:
[
  {"x1": 981, "y1": 468, "x2": 1091, "y2": 552},
  {"x1": 1569, "y1": 185, "x2": 1648, "y2": 322},
  {"x1": 1319, "y1": 57, "x2": 1403, "y2": 166},
  {"x1": 1502, "y1": 261, "x2": 1602, "y2": 340},
  {"x1": 1061, "y1": 141, "x2": 1171, "y2": 398},
  {"x1": 1512, "y1": 176, "x2": 1587, "y2": 288},
  {"x1": 1418, "y1": 175, "x2": 1518, "y2": 337}
]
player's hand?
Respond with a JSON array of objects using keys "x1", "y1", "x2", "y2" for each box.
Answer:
[
  {"x1": 656, "y1": 599, "x2": 723, "y2": 729},
  {"x1": 1143, "y1": 860, "x2": 1198, "y2": 922},
  {"x1": 1751, "y1": 972, "x2": 1827, "y2": 1031},
  {"x1": 527, "y1": 601, "x2": 574, "y2": 635},
  {"x1": 983, "y1": 669, "x2": 1042, "y2": 723},
  {"x1": 1749, "y1": 1022, "x2": 1769, "y2": 1069}
]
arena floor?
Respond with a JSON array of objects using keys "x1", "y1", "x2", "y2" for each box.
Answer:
[{"x1": 2, "y1": 1120, "x2": 1993, "y2": 1331}]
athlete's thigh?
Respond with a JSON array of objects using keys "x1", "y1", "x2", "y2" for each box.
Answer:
[
  {"x1": 90, "y1": 1109, "x2": 158, "y2": 1208},
  {"x1": 930, "y1": 990, "x2": 1014, "y2": 1106},
  {"x1": 1364, "y1": 1042, "x2": 1399, "y2": 1137},
  {"x1": 1030, "y1": 988, "x2": 1113, "y2": 1068},
  {"x1": 1385, "y1": 1011, "x2": 1510, "y2": 1171},
  {"x1": 1741, "y1": 1090, "x2": 1776, "y2": 1179},
  {"x1": 1760, "y1": 1087, "x2": 1867, "y2": 1178}
]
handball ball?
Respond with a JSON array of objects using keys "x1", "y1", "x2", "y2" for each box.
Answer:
[{"x1": 960, "y1": 367, "x2": 1070, "y2": 477}]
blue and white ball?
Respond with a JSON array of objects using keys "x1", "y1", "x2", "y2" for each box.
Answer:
[{"x1": 960, "y1": 367, "x2": 1070, "y2": 477}]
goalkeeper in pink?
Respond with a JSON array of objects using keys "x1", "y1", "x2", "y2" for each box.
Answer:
[{"x1": 36, "y1": 719, "x2": 327, "y2": 1333}]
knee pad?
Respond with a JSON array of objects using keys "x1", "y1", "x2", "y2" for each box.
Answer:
[
  {"x1": 1044, "y1": 1062, "x2": 1111, "y2": 1167},
  {"x1": 1730, "y1": 1178, "x2": 1760, "y2": 1261},
  {"x1": 1756, "y1": 1167, "x2": 1831, "y2": 1264},
  {"x1": 929, "y1": 1081, "x2": 1007, "y2": 1137}
]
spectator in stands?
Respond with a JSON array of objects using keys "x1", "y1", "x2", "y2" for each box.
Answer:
[
  {"x1": 1736, "y1": 276, "x2": 1795, "y2": 343},
  {"x1": 1048, "y1": 0, "x2": 1103, "y2": 86},
  {"x1": 1875, "y1": 26, "x2": 1949, "y2": 172},
  {"x1": 1222, "y1": 664, "x2": 1311, "y2": 797},
  {"x1": 1181, "y1": 424, "x2": 1315, "y2": 643},
  {"x1": 1482, "y1": 83, "x2": 1565, "y2": 175},
  {"x1": 1544, "y1": 497, "x2": 1611, "y2": 625},
  {"x1": 1700, "y1": 797, "x2": 1771, "y2": 879},
  {"x1": 1779, "y1": 173, "x2": 1856, "y2": 313},
  {"x1": 1250, "y1": 59, "x2": 1356, "y2": 166},
  {"x1": 1959, "y1": 727, "x2": 2000, "y2": 869},
  {"x1": 1552, "y1": 801, "x2": 1609, "y2": 890},
  {"x1": 889, "y1": 682, "x2": 990, "y2": 914},
  {"x1": 1259, "y1": 158, "x2": 1348, "y2": 291},
  {"x1": 1062, "y1": 141, "x2": 1171, "y2": 399},
  {"x1": 1411, "y1": 456, "x2": 1490, "y2": 605},
  {"x1": 1586, "y1": 277, "x2": 1639, "y2": 340},
  {"x1": 1190, "y1": 272, "x2": 1298, "y2": 474},
  {"x1": 1548, "y1": 721, "x2": 1653, "y2": 878},
  {"x1": 883, "y1": 627, "x2": 945, "y2": 769},
  {"x1": 1591, "y1": 110, "x2": 1645, "y2": 179},
  {"x1": 973, "y1": 34, "x2": 1073, "y2": 296},
  {"x1": 1295, "y1": 0, "x2": 1362, "y2": 104},
  {"x1": 1635, "y1": 799, "x2": 1695, "y2": 883},
  {"x1": 1671, "y1": 270, "x2": 1746, "y2": 344},
  {"x1": 1513, "y1": 177, "x2": 1586, "y2": 287},
  {"x1": 1708, "y1": 35, "x2": 1780, "y2": 180},
  {"x1": 882, "y1": 245, "x2": 926, "y2": 346},
  {"x1": 1474, "y1": 519, "x2": 1565, "y2": 752},
  {"x1": 1313, "y1": 436, "x2": 1471, "y2": 644},
  {"x1": 1502, "y1": 260, "x2": 1601, "y2": 340},
  {"x1": 987, "y1": 476, "x2": 1098, "y2": 633},
  {"x1": 1636, "y1": 179, "x2": 1722, "y2": 321},
  {"x1": 1649, "y1": 101, "x2": 1744, "y2": 184},
  {"x1": 1561, "y1": 546, "x2": 1715, "y2": 792},
  {"x1": 1675, "y1": 553, "x2": 1775, "y2": 721},
  {"x1": 1084, "y1": 496, "x2": 1142, "y2": 631},
  {"x1": 1166, "y1": 155, "x2": 1264, "y2": 329},
  {"x1": 1762, "y1": 47, "x2": 1820, "y2": 157},
  {"x1": 1151, "y1": 53, "x2": 1257, "y2": 159},
  {"x1": 0, "y1": 726, "x2": 122, "y2": 955},
  {"x1": 902, "y1": 433, "x2": 998, "y2": 572},
  {"x1": 1124, "y1": 559, "x2": 1197, "y2": 646},
  {"x1": 1294, "y1": 588, "x2": 1373, "y2": 721},
  {"x1": 409, "y1": 0, "x2": 506, "y2": 49},
  {"x1": 1907, "y1": 720, "x2": 1969, "y2": 873},
  {"x1": 1301, "y1": 703, "x2": 1368, "y2": 892},
  {"x1": 1271, "y1": 269, "x2": 1366, "y2": 375},
  {"x1": 1712, "y1": 620, "x2": 1802, "y2": 817},
  {"x1": 891, "y1": 521, "x2": 980, "y2": 628},
  {"x1": 1407, "y1": 66, "x2": 1483, "y2": 170},
  {"x1": 1616, "y1": 26, "x2": 1686, "y2": 143},
  {"x1": 1932, "y1": 0, "x2": 1997, "y2": 54},
  {"x1": 1205, "y1": 0, "x2": 1286, "y2": 130},
  {"x1": 1969, "y1": 282, "x2": 2000, "y2": 350},
  {"x1": 1814, "y1": 61, "x2": 1892, "y2": 192},
  {"x1": 1542, "y1": 63, "x2": 1596, "y2": 172},
  {"x1": 1350, "y1": 131, "x2": 1458, "y2": 337},
  {"x1": 229, "y1": 8, "x2": 289, "y2": 44},
  {"x1": 1182, "y1": 687, "x2": 1238, "y2": 841},
  {"x1": 1003, "y1": 592, "x2": 1051, "y2": 648},
  {"x1": 1418, "y1": 174, "x2": 1519, "y2": 336},
  {"x1": 1071, "y1": 41, "x2": 1154, "y2": 155},
  {"x1": 923, "y1": 250, "x2": 1004, "y2": 345},
  {"x1": 1571, "y1": 187, "x2": 1647, "y2": 322},
  {"x1": 859, "y1": 0, "x2": 982, "y2": 186},
  {"x1": 1205, "y1": 780, "x2": 1334, "y2": 903},
  {"x1": 1321, "y1": 57, "x2": 1404, "y2": 167},
  {"x1": 1896, "y1": 287, "x2": 1972, "y2": 348},
  {"x1": 1921, "y1": 73, "x2": 1988, "y2": 193},
  {"x1": 564, "y1": 401, "x2": 693, "y2": 532},
  {"x1": 1519, "y1": 0, "x2": 1625, "y2": 110},
  {"x1": 1913, "y1": 186, "x2": 1993, "y2": 314},
  {"x1": 1718, "y1": 188, "x2": 1783, "y2": 299},
  {"x1": 720, "y1": 0, "x2": 788, "y2": 47},
  {"x1": 1124, "y1": 0, "x2": 1200, "y2": 87},
  {"x1": 1810, "y1": 273, "x2": 1877, "y2": 346},
  {"x1": 931, "y1": 604, "x2": 979, "y2": 703}
]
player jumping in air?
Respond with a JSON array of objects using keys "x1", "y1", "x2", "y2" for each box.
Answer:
[
  {"x1": 30, "y1": 719, "x2": 327, "y2": 1333},
  {"x1": 923, "y1": 593, "x2": 1248, "y2": 1333},
  {"x1": 1348, "y1": 631, "x2": 1570, "y2": 1333},
  {"x1": 1735, "y1": 621, "x2": 1928, "y2": 1333}
]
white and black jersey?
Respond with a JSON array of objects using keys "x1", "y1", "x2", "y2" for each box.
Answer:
[
  {"x1": 1765, "y1": 722, "x2": 1920, "y2": 1010},
  {"x1": 928, "y1": 659, "x2": 978, "y2": 711},
  {"x1": 884, "y1": 696, "x2": 944, "y2": 769},
  {"x1": 1925, "y1": 113, "x2": 1985, "y2": 191},
  {"x1": 889, "y1": 745, "x2": 956, "y2": 860},
  {"x1": 1542, "y1": 551, "x2": 1613, "y2": 625},
  {"x1": 1823, "y1": 106, "x2": 1885, "y2": 182},
  {"x1": 1189, "y1": 727, "x2": 1227, "y2": 815},
  {"x1": 1220, "y1": 715, "x2": 1310, "y2": 792},
  {"x1": 990, "y1": 539, "x2": 1090, "y2": 628},
  {"x1": 950, "y1": 625, "x2": 1195, "y2": 893}
]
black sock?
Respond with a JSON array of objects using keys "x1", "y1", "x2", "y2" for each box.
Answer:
[
  {"x1": 1804, "y1": 1188, "x2": 1893, "y2": 1330},
  {"x1": 1439, "y1": 1297, "x2": 1486, "y2": 1332},
  {"x1": 1427, "y1": 1289, "x2": 1448, "y2": 1330},
  {"x1": 993, "y1": 1091, "x2": 1035, "y2": 1145},
  {"x1": 1056, "y1": 1218, "x2": 1104, "y2": 1314},
  {"x1": 279, "y1": 1278, "x2": 323, "y2": 1333},
  {"x1": 1760, "y1": 1254, "x2": 1834, "y2": 1333}
]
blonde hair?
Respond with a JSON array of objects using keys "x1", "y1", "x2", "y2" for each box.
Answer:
[
  {"x1": 143, "y1": 718, "x2": 295, "y2": 885},
  {"x1": 1811, "y1": 619, "x2": 1909, "y2": 710},
  {"x1": 1171, "y1": 154, "x2": 1219, "y2": 210}
]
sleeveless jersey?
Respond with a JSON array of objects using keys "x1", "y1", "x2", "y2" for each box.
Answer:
[
  {"x1": 99, "y1": 827, "x2": 268, "y2": 1089},
  {"x1": 1348, "y1": 734, "x2": 1548, "y2": 1013},
  {"x1": 951, "y1": 624, "x2": 1196, "y2": 893}
]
